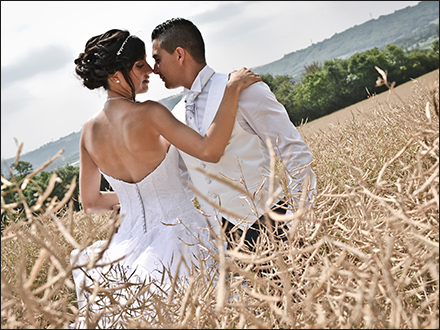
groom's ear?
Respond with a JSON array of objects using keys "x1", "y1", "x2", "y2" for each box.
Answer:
[{"x1": 175, "y1": 47, "x2": 185, "y2": 64}]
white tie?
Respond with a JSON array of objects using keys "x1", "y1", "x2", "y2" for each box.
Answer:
[{"x1": 185, "y1": 91, "x2": 199, "y2": 131}]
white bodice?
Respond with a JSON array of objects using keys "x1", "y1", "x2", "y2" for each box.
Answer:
[
  {"x1": 100, "y1": 145, "x2": 204, "y2": 246},
  {"x1": 71, "y1": 146, "x2": 213, "y2": 315}
]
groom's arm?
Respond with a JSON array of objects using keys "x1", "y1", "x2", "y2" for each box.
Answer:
[{"x1": 236, "y1": 81, "x2": 316, "y2": 199}]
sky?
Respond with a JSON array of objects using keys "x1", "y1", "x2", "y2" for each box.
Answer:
[{"x1": 1, "y1": 1, "x2": 421, "y2": 160}]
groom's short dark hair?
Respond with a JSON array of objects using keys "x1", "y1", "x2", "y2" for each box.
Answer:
[{"x1": 151, "y1": 17, "x2": 206, "y2": 64}]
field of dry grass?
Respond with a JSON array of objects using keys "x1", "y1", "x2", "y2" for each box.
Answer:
[
  {"x1": 301, "y1": 69, "x2": 440, "y2": 135},
  {"x1": 1, "y1": 69, "x2": 439, "y2": 329}
]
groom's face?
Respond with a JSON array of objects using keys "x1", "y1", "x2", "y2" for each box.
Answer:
[{"x1": 152, "y1": 39, "x2": 181, "y2": 90}]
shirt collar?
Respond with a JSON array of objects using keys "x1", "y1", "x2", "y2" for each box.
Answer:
[{"x1": 184, "y1": 65, "x2": 215, "y2": 96}]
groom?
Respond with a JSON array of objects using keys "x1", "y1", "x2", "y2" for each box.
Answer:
[{"x1": 151, "y1": 18, "x2": 316, "y2": 251}]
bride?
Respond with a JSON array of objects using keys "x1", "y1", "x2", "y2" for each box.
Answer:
[{"x1": 70, "y1": 28, "x2": 260, "y2": 326}]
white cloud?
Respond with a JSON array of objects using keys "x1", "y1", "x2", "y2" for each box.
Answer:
[{"x1": 1, "y1": 45, "x2": 72, "y2": 87}]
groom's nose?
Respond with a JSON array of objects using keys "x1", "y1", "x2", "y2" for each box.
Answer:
[{"x1": 153, "y1": 63, "x2": 162, "y2": 75}]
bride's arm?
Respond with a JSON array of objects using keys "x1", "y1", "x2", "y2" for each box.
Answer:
[
  {"x1": 79, "y1": 122, "x2": 120, "y2": 214},
  {"x1": 149, "y1": 68, "x2": 261, "y2": 162}
]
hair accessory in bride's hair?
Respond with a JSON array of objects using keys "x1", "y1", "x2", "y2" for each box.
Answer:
[{"x1": 116, "y1": 35, "x2": 132, "y2": 56}]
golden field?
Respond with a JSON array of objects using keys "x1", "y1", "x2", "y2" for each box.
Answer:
[{"x1": 1, "y1": 69, "x2": 439, "y2": 329}]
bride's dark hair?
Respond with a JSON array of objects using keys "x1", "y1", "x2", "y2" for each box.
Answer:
[{"x1": 74, "y1": 29, "x2": 145, "y2": 100}]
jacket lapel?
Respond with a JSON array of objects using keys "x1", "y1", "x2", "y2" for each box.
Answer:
[{"x1": 200, "y1": 73, "x2": 229, "y2": 136}]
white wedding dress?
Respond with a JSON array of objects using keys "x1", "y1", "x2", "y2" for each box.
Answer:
[{"x1": 70, "y1": 146, "x2": 216, "y2": 327}]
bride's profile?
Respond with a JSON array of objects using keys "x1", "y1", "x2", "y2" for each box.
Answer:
[{"x1": 70, "y1": 28, "x2": 260, "y2": 326}]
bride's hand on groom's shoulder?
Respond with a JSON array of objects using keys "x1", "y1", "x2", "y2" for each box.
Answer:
[{"x1": 228, "y1": 67, "x2": 262, "y2": 91}]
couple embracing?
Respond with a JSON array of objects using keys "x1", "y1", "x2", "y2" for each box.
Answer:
[{"x1": 71, "y1": 17, "x2": 316, "y2": 317}]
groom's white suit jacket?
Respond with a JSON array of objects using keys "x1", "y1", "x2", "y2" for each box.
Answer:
[{"x1": 173, "y1": 66, "x2": 316, "y2": 234}]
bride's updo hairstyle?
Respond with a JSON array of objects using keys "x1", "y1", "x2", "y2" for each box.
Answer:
[{"x1": 74, "y1": 29, "x2": 145, "y2": 100}]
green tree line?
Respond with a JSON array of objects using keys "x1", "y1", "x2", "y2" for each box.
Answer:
[
  {"x1": 262, "y1": 41, "x2": 439, "y2": 125},
  {"x1": 1, "y1": 161, "x2": 111, "y2": 231}
]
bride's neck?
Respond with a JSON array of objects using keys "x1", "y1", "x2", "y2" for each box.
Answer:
[
  {"x1": 107, "y1": 83, "x2": 133, "y2": 100},
  {"x1": 107, "y1": 93, "x2": 135, "y2": 103}
]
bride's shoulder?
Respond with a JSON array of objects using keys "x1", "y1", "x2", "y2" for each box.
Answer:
[
  {"x1": 135, "y1": 100, "x2": 170, "y2": 114},
  {"x1": 136, "y1": 99, "x2": 165, "y2": 108},
  {"x1": 82, "y1": 114, "x2": 98, "y2": 131}
]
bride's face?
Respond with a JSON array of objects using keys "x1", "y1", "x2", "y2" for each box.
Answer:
[{"x1": 129, "y1": 54, "x2": 153, "y2": 95}]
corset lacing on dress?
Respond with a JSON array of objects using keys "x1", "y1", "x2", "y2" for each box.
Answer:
[{"x1": 135, "y1": 183, "x2": 147, "y2": 233}]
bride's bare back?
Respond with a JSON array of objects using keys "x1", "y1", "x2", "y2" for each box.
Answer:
[{"x1": 82, "y1": 99, "x2": 170, "y2": 183}]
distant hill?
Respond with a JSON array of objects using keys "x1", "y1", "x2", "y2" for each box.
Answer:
[
  {"x1": 252, "y1": 1, "x2": 439, "y2": 77},
  {"x1": 2, "y1": 0, "x2": 438, "y2": 176},
  {"x1": 2, "y1": 131, "x2": 80, "y2": 175}
]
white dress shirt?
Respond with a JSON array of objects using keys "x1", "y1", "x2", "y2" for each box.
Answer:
[{"x1": 182, "y1": 65, "x2": 316, "y2": 202}]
